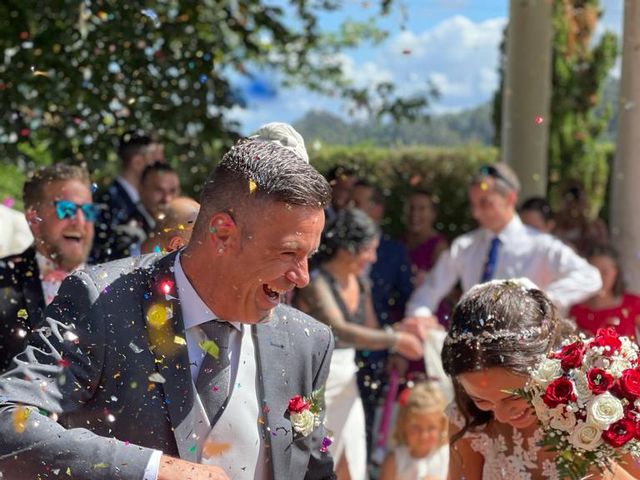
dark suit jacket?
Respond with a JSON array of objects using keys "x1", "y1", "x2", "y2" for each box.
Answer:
[
  {"x1": 91, "y1": 179, "x2": 152, "y2": 263},
  {"x1": 0, "y1": 251, "x2": 335, "y2": 479},
  {"x1": 0, "y1": 247, "x2": 45, "y2": 371}
]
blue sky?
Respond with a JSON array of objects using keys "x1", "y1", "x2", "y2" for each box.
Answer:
[{"x1": 230, "y1": 0, "x2": 624, "y2": 134}]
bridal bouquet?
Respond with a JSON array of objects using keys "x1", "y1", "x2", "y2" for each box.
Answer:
[{"x1": 521, "y1": 328, "x2": 640, "y2": 479}]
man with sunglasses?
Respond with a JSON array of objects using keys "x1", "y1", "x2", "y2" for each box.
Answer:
[
  {"x1": 405, "y1": 162, "x2": 602, "y2": 321},
  {"x1": 0, "y1": 164, "x2": 95, "y2": 371}
]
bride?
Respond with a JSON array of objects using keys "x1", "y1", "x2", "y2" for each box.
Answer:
[{"x1": 441, "y1": 279, "x2": 640, "y2": 479}]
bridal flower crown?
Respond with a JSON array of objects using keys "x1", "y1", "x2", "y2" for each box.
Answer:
[{"x1": 519, "y1": 328, "x2": 640, "y2": 480}]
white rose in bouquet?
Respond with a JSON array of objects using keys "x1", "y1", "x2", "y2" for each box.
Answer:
[
  {"x1": 549, "y1": 407, "x2": 577, "y2": 433},
  {"x1": 291, "y1": 409, "x2": 315, "y2": 437},
  {"x1": 568, "y1": 421, "x2": 604, "y2": 451},
  {"x1": 587, "y1": 392, "x2": 624, "y2": 430},
  {"x1": 531, "y1": 358, "x2": 563, "y2": 387}
]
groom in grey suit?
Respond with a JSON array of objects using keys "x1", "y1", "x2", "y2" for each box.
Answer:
[{"x1": 0, "y1": 124, "x2": 335, "y2": 480}]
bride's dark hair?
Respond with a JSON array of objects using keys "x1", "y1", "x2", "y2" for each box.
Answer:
[{"x1": 441, "y1": 279, "x2": 573, "y2": 443}]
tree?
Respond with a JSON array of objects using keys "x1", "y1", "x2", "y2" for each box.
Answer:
[
  {"x1": 492, "y1": 0, "x2": 617, "y2": 215},
  {"x1": 0, "y1": 0, "x2": 434, "y2": 196}
]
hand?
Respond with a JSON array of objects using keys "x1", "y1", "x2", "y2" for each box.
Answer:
[
  {"x1": 398, "y1": 315, "x2": 442, "y2": 341},
  {"x1": 158, "y1": 455, "x2": 230, "y2": 480},
  {"x1": 394, "y1": 331, "x2": 423, "y2": 360}
]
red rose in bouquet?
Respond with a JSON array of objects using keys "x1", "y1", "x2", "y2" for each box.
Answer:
[
  {"x1": 603, "y1": 418, "x2": 636, "y2": 448},
  {"x1": 587, "y1": 368, "x2": 615, "y2": 395},
  {"x1": 552, "y1": 341, "x2": 585, "y2": 371},
  {"x1": 542, "y1": 377, "x2": 577, "y2": 408},
  {"x1": 589, "y1": 328, "x2": 622, "y2": 355},
  {"x1": 618, "y1": 369, "x2": 640, "y2": 401},
  {"x1": 288, "y1": 395, "x2": 310, "y2": 413}
]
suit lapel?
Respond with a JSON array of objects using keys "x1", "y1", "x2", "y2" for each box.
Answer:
[
  {"x1": 142, "y1": 251, "x2": 199, "y2": 458},
  {"x1": 254, "y1": 318, "x2": 293, "y2": 479},
  {"x1": 17, "y1": 248, "x2": 45, "y2": 326}
]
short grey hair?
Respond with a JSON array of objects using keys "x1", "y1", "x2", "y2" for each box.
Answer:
[{"x1": 196, "y1": 133, "x2": 330, "y2": 233}]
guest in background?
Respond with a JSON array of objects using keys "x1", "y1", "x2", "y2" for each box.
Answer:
[
  {"x1": 405, "y1": 164, "x2": 602, "y2": 320},
  {"x1": 141, "y1": 196, "x2": 200, "y2": 254},
  {"x1": 0, "y1": 203, "x2": 33, "y2": 257},
  {"x1": 293, "y1": 208, "x2": 423, "y2": 480},
  {"x1": 519, "y1": 196, "x2": 555, "y2": 233},
  {"x1": 0, "y1": 164, "x2": 95, "y2": 371},
  {"x1": 138, "y1": 162, "x2": 181, "y2": 226},
  {"x1": 351, "y1": 180, "x2": 414, "y2": 461},
  {"x1": 553, "y1": 182, "x2": 609, "y2": 256},
  {"x1": 324, "y1": 165, "x2": 357, "y2": 223},
  {"x1": 91, "y1": 130, "x2": 164, "y2": 263},
  {"x1": 569, "y1": 244, "x2": 640, "y2": 338},
  {"x1": 400, "y1": 190, "x2": 447, "y2": 287},
  {"x1": 379, "y1": 382, "x2": 449, "y2": 480}
]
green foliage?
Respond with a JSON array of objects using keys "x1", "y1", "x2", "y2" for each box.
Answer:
[
  {"x1": 295, "y1": 105, "x2": 495, "y2": 148},
  {"x1": 309, "y1": 144, "x2": 498, "y2": 239},
  {"x1": 0, "y1": 0, "x2": 435, "y2": 196},
  {"x1": 491, "y1": 1, "x2": 617, "y2": 217}
]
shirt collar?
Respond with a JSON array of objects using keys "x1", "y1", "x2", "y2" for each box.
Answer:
[
  {"x1": 115, "y1": 176, "x2": 140, "y2": 203},
  {"x1": 173, "y1": 253, "x2": 241, "y2": 331},
  {"x1": 483, "y1": 214, "x2": 523, "y2": 242},
  {"x1": 35, "y1": 251, "x2": 83, "y2": 276}
]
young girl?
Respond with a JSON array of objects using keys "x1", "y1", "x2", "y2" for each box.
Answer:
[
  {"x1": 379, "y1": 382, "x2": 449, "y2": 480},
  {"x1": 441, "y1": 278, "x2": 639, "y2": 480}
]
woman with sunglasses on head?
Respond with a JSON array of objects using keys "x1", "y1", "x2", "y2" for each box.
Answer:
[{"x1": 0, "y1": 164, "x2": 96, "y2": 371}]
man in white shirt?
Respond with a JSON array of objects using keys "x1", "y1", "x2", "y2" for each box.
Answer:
[{"x1": 405, "y1": 163, "x2": 602, "y2": 321}]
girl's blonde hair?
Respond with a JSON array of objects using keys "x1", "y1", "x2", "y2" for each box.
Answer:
[{"x1": 392, "y1": 382, "x2": 448, "y2": 447}]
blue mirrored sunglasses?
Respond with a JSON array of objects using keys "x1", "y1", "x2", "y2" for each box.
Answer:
[{"x1": 53, "y1": 200, "x2": 98, "y2": 222}]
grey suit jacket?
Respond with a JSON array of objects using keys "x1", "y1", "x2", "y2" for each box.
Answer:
[{"x1": 0, "y1": 252, "x2": 335, "y2": 479}]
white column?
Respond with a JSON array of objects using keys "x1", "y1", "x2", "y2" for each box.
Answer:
[
  {"x1": 501, "y1": 0, "x2": 553, "y2": 199},
  {"x1": 611, "y1": 0, "x2": 640, "y2": 292}
]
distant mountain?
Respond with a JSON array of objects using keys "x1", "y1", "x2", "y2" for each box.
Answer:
[{"x1": 294, "y1": 78, "x2": 619, "y2": 147}]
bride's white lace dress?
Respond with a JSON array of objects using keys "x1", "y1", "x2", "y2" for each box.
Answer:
[{"x1": 449, "y1": 404, "x2": 560, "y2": 480}]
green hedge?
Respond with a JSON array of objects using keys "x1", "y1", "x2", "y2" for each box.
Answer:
[{"x1": 309, "y1": 144, "x2": 499, "y2": 239}]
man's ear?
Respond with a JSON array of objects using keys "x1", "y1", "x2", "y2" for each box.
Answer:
[
  {"x1": 208, "y1": 212, "x2": 238, "y2": 254},
  {"x1": 25, "y1": 208, "x2": 41, "y2": 236},
  {"x1": 167, "y1": 235, "x2": 186, "y2": 252}
]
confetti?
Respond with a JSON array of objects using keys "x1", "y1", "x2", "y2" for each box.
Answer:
[
  {"x1": 249, "y1": 179, "x2": 257, "y2": 194},
  {"x1": 141, "y1": 8, "x2": 161, "y2": 27},
  {"x1": 148, "y1": 372, "x2": 166, "y2": 383},
  {"x1": 16, "y1": 308, "x2": 28, "y2": 320},
  {"x1": 198, "y1": 339, "x2": 220, "y2": 359},
  {"x1": 147, "y1": 303, "x2": 169, "y2": 328},
  {"x1": 129, "y1": 342, "x2": 143, "y2": 353},
  {"x1": 320, "y1": 436, "x2": 332, "y2": 453},
  {"x1": 153, "y1": 245, "x2": 162, "y2": 253},
  {"x1": 202, "y1": 441, "x2": 231, "y2": 458},
  {"x1": 63, "y1": 331, "x2": 79, "y2": 343},
  {"x1": 13, "y1": 406, "x2": 31, "y2": 433},
  {"x1": 174, "y1": 336, "x2": 187, "y2": 345},
  {"x1": 92, "y1": 463, "x2": 109, "y2": 470},
  {"x1": 1, "y1": 197, "x2": 15, "y2": 208},
  {"x1": 91, "y1": 183, "x2": 98, "y2": 193},
  {"x1": 535, "y1": 116, "x2": 544, "y2": 125}
]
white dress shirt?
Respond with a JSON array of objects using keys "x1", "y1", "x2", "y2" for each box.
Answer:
[
  {"x1": 405, "y1": 215, "x2": 602, "y2": 317},
  {"x1": 144, "y1": 254, "x2": 267, "y2": 480}
]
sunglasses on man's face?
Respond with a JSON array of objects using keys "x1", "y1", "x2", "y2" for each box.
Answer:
[{"x1": 53, "y1": 200, "x2": 98, "y2": 222}]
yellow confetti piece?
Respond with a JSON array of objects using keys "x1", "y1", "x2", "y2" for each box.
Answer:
[
  {"x1": 249, "y1": 179, "x2": 257, "y2": 194},
  {"x1": 174, "y1": 336, "x2": 187, "y2": 345},
  {"x1": 17, "y1": 309, "x2": 28, "y2": 320},
  {"x1": 66, "y1": 467, "x2": 71, "y2": 476},
  {"x1": 92, "y1": 463, "x2": 109, "y2": 469},
  {"x1": 147, "y1": 303, "x2": 168, "y2": 329},
  {"x1": 13, "y1": 406, "x2": 31, "y2": 433},
  {"x1": 202, "y1": 441, "x2": 231, "y2": 458},
  {"x1": 198, "y1": 339, "x2": 219, "y2": 359}
]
